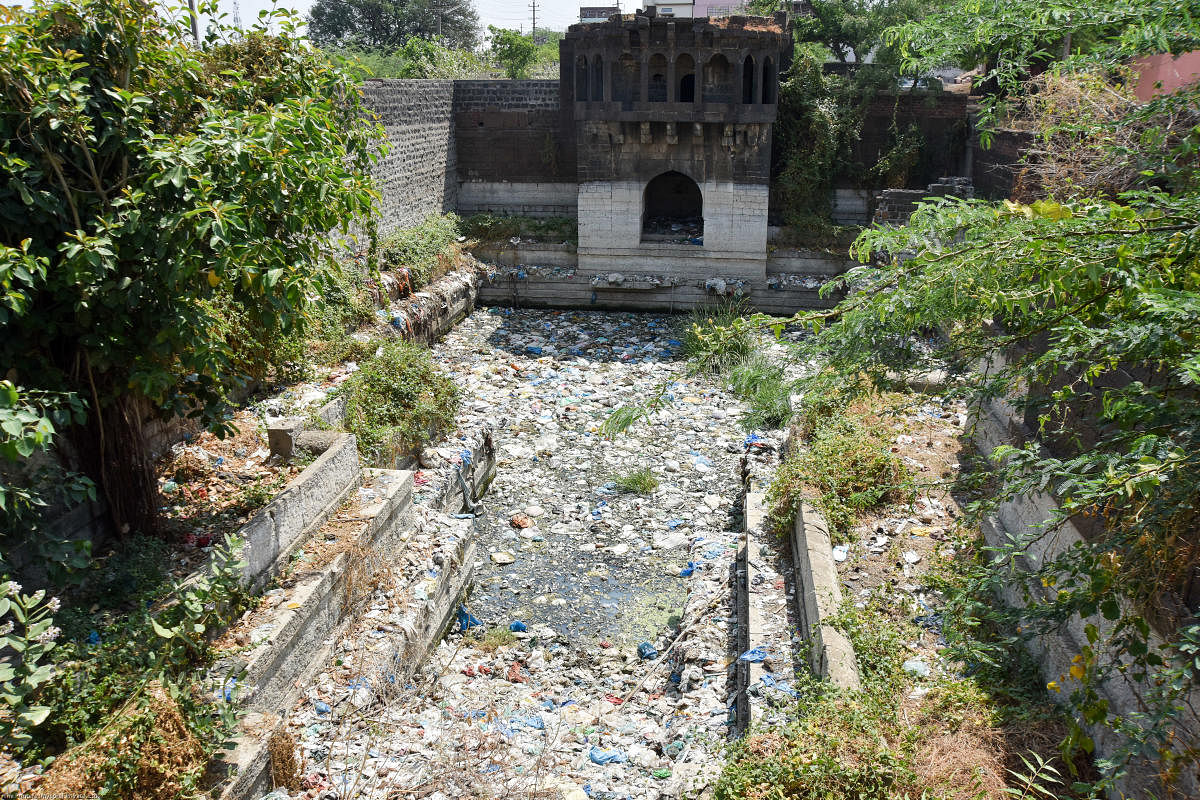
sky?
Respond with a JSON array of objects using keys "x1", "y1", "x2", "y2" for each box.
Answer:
[{"x1": 219, "y1": 0, "x2": 608, "y2": 36}]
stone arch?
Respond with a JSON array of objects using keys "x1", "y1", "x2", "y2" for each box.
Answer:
[
  {"x1": 704, "y1": 53, "x2": 734, "y2": 103},
  {"x1": 575, "y1": 55, "x2": 589, "y2": 102},
  {"x1": 742, "y1": 54, "x2": 756, "y2": 103},
  {"x1": 642, "y1": 171, "x2": 704, "y2": 242},
  {"x1": 591, "y1": 54, "x2": 604, "y2": 101},
  {"x1": 676, "y1": 53, "x2": 696, "y2": 102},
  {"x1": 763, "y1": 56, "x2": 777, "y2": 104},
  {"x1": 648, "y1": 53, "x2": 668, "y2": 102}
]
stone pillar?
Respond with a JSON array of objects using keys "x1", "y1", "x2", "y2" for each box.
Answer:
[
  {"x1": 755, "y1": 60, "x2": 764, "y2": 104},
  {"x1": 667, "y1": 59, "x2": 677, "y2": 103},
  {"x1": 640, "y1": 53, "x2": 650, "y2": 106},
  {"x1": 603, "y1": 59, "x2": 613, "y2": 103}
]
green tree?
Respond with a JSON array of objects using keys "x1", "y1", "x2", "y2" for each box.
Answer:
[
  {"x1": 489, "y1": 25, "x2": 538, "y2": 79},
  {"x1": 0, "y1": 0, "x2": 380, "y2": 538},
  {"x1": 769, "y1": 0, "x2": 1200, "y2": 787},
  {"x1": 307, "y1": 0, "x2": 479, "y2": 52}
]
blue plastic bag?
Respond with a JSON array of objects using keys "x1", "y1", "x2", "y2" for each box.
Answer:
[
  {"x1": 457, "y1": 605, "x2": 482, "y2": 632},
  {"x1": 588, "y1": 746, "x2": 627, "y2": 765},
  {"x1": 637, "y1": 642, "x2": 658, "y2": 660},
  {"x1": 739, "y1": 647, "x2": 768, "y2": 663},
  {"x1": 509, "y1": 620, "x2": 527, "y2": 632}
]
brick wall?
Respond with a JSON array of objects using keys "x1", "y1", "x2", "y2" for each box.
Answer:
[{"x1": 361, "y1": 79, "x2": 458, "y2": 236}]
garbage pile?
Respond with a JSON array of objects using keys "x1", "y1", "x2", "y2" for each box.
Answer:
[
  {"x1": 270, "y1": 309, "x2": 758, "y2": 800},
  {"x1": 641, "y1": 216, "x2": 703, "y2": 245}
]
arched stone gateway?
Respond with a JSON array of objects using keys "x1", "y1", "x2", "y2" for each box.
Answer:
[{"x1": 642, "y1": 171, "x2": 703, "y2": 242}]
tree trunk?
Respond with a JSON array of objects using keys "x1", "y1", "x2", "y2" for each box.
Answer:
[{"x1": 68, "y1": 391, "x2": 160, "y2": 539}]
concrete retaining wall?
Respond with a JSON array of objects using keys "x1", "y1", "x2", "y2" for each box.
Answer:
[
  {"x1": 790, "y1": 502, "x2": 861, "y2": 689},
  {"x1": 236, "y1": 433, "x2": 361, "y2": 591},
  {"x1": 972, "y1": 393, "x2": 1200, "y2": 798},
  {"x1": 457, "y1": 181, "x2": 578, "y2": 218}
]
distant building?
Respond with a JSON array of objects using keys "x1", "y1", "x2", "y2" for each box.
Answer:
[
  {"x1": 641, "y1": 0, "x2": 695, "y2": 18},
  {"x1": 580, "y1": 6, "x2": 621, "y2": 23}
]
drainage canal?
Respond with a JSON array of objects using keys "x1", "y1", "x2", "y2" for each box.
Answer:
[{"x1": 281, "y1": 308, "x2": 765, "y2": 799}]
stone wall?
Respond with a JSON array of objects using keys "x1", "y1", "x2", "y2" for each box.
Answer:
[
  {"x1": 361, "y1": 79, "x2": 458, "y2": 236},
  {"x1": 972, "y1": 127, "x2": 1033, "y2": 200}
]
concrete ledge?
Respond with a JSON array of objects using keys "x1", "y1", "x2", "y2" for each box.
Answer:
[
  {"x1": 237, "y1": 433, "x2": 361, "y2": 591},
  {"x1": 791, "y1": 502, "x2": 861, "y2": 690}
]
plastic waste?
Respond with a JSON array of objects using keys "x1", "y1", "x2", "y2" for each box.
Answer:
[
  {"x1": 902, "y1": 658, "x2": 931, "y2": 678},
  {"x1": 509, "y1": 620, "x2": 527, "y2": 632},
  {"x1": 314, "y1": 700, "x2": 331, "y2": 714},
  {"x1": 832, "y1": 543, "x2": 850, "y2": 562},
  {"x1": 456, "y1": 605, "x2": 482, "y2": 632},
  {"x1": 588, "y1": 746, "x2": 627, "y2": 765},
  {"x1": 739, "y1": 647, "x2": 768, "y2": 663},
  {"x1": 637, "y1": 642, "x2": 658, "y2": 660}
]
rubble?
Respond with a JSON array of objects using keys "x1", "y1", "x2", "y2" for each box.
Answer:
[{"x1": 271, "y1": 309, "x2": 759, "y2": 800}]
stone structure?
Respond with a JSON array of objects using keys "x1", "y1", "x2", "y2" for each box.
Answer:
[{"x1": 561, "y1": 11, "x2": 792, "y2": 280}]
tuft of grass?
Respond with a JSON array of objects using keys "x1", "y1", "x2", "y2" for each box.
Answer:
[
  {"x1": 727, "y1": 355, "x2": 794, "y2": 430},
  {"x1": 611, "y1": 467, "x2": 659, "y2": 495},
  {"x1": 681, "y1": 298, "x2": 755, "y2": 375},
  {"x1": 469, "y1": 626, "x2": 518, "y2": 653}
]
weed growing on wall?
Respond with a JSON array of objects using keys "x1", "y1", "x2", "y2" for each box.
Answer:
[
  {"x1": 461, "y1": 214, "x2": 579, "y2": 246},
  {"x1": 342, "y1": 340, "x2": 460, "y2": 465}
]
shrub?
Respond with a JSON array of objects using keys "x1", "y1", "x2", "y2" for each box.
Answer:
[
  {"x1": 377, "y1": 214, "x2": 463, "y2": 291},
  {"x1": 768, "y1": 409, "x2": 907, "y2": 541},
  {"x1": 611, "y1": 467, "x2": 659, "y2": 495},
  {"x1": 681, "y1": 299, "x2": 755, "y2": 375},
  {"x1": 342, "y1": 340, "x2": 459, "y2": 465}
]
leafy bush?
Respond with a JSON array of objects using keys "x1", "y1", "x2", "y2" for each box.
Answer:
[
  {"x1": 768, "y1": 408, "x2": 906, "y2": 541},
  {"x1": 681, "y1": 299, "x2": 756, "y2": 375},
  {"x1": 726, "y1": 356, "x2": 794, "y2": 431},
  {"x1": 342, "y1": 340, "x2": 460, "y2": 465},
  {"x1": 0, "y1": 0, "x2": 380, "y2": 538},
  {"x1": 378, "y1": 214, "x2": 463, "y2": 292}
]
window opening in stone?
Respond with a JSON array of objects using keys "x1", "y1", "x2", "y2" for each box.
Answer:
[
  {"x1": 642, "y1": 171, "x2": 703, "y2": 244},
  {"x1": 763, "y1": 56, "x2": 777, "y2": 104},
  {"x1": 576, "y1": 55, "x2": 589, "y2": 102},
  {"x1": 676, "y1": 54, "x2": 696, "y2": 102},
  {"x1": 704, "y1": 54, "x2": 734, "y2": 103},
  {"x1": 591, "y1": 55, "x2": 604, "y2": 101},
  {"x1": 614, "y1": 53, "x2": 641, "y2": 110},
  {"x1": 648, "y1": 53, "x2": 668, "y2": 102},
  {"x1": 742, "y1": 55, "x2": 756, "y2": 103}
]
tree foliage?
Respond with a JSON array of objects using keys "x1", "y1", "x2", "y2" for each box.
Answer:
[
  {"x1": 773, "y1": 1, "x2": 1200, "y2": 787},
  {"x1": 488, "y1": 26, "x2": 538, "y2": 79},
  {"x1": 0, "y1": 0, "x2": 381, "y2": 537},
  {"x1": 307, "y1": 0, "x2": 479, "y2": 52}
]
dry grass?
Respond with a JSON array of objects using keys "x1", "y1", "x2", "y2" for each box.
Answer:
[
  {"x1": 268, "y1": 728, "x2": 301, "y2": 792},
  {"x1": 37, "y1": 684, "x2": 206, "y2": 800}
]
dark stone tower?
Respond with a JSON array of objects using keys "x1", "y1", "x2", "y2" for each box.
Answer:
[{"x1": 560, "y1": 10, "x2": 791, "y2": 280}]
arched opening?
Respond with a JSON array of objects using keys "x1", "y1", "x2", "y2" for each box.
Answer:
[
  {"x1": 575, "y1": 55, "x2": 589, "y2": 102},
  {"x1": 648, "y1": 53, "x2": 668, "y2": 102},
  {"x1": 642, "y1": 171, "x2": 703, "y2": 243},
  {"x1": 704, "y1": 53, "x2": 734, "y2": 103},
  {"x1": 676, "y1": 53, "x2": 696, "y2": 102},
  {"x1": 614, "y1": 53, "x2": 641, "y2": 110},
  {"x1": 742, "y1": 55, "x2": 756, "y2": 103},
  {"x1": 591, "y1": 54, "x2": 603, "y2": 101},
  {"x1": 763, "y1": 56, "x2": 777, "y2": 104}
]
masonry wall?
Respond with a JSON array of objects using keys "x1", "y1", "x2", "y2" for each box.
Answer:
[
  {"x1": 452, "y1": 80, "x2": 577, "y2": 217},
  {"x1": 361, "y1": 80, "x2": 458, "y2": 236}
]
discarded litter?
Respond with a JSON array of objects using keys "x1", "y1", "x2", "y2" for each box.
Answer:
[
  {"x1": 637, "y1": 642, "x2": 659, "y2": 660},
  {"x1": 456, "y1": 606, "x2": 483, "y2": 632},
  {"x1": 739, "y1": 647, "x2": 768, "y2": 663},
  {"x1": 902, "y1": 658, "x2": 932, "y2": 678},
  {"x1": 588, "y1": 747, "x2": 627, "y2": 765},
  {"x1": 509, "y1": 620, "x2": 527, "y2": 632},
  {"x1": 832, "y1": 543, "x2": 850, "y2": 562}
]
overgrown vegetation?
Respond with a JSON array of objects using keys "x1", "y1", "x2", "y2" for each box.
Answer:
[
  {"x1": 768, "y1": 406, "x2": 908, "y2": 541},
  {"x1": 717, "y1": 599, "x2": 1074, "y2": 800},
  {"x1": 460, "y1": 214, "x2": 578, "y2": 246},
  {"x1": 342, "y1": 340, "x2": 460, "y2": 465},
  {"x1": 0, "y1": 0, "x2": 380, "y2": 541},
  {"x1": 378, "y1": 214, "x2": 465, "y2": 291},
  {"x1": 611, "y1": 467, "x2": 659, "y2": 495},
  {"x1": 754, "y1": 0, "x2": 1200, "y2": 788}
]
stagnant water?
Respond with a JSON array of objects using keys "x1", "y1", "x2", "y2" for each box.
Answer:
[{"x1": 282, "y1": 309, "x2": 758, "y2": 800}]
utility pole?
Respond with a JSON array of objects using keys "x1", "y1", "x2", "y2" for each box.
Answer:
[
  {"x1": 529, "y1": 0, "x2": 538, "y2": 43},
  {"x1": 187, "y1": 0, "x2": 199, "y2": 44},
  {"x1": 232, "y1": 0, "x2": 243, "y2": 31}
]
